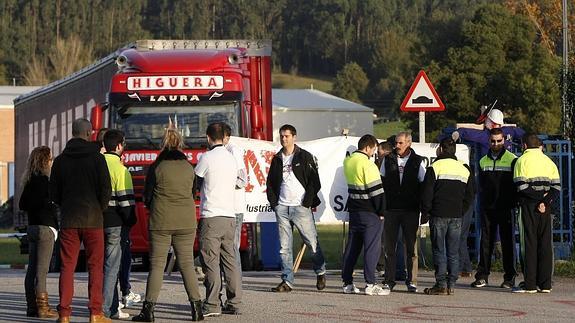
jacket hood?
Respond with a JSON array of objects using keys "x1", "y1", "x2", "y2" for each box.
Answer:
[
  {"x1": 62, "y1": 138, "x2": 100, "y2": 158},
  {"x1": 157, "y1": 149, "x2": 188, "y2": 161}
]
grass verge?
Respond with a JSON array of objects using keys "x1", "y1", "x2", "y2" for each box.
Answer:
[
  {"x1": 0, "y1": 238, "x2": 27, "y2": 265},
  {"x1": 373, "y1": 120, "x2": 410, "y2": 140},
  {"x1": 272, "y1": 73, "x2": 333, "y2": 93}
]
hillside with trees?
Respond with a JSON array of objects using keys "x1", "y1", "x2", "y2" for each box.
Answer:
[{"x1": 0, "y1": 0, "x2": 573, "y2": 136}]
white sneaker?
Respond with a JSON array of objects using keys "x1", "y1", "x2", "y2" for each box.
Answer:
[
  {"x1": 342, "y1": 284, "x2": 360, "y2": 294},
  {"x1": 122, "y1": 291, "x2": 143, "y2": 307},
  {"x1": 111, "y1": 308, "x2": 130, "y2": 319},
  {"x1": 365, "y1": 284, "x2": 391, "y2": 296}
]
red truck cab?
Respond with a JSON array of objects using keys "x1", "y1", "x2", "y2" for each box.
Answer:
[{"x1": 96, "y1": 40, "x2": 272, "y2": 269}]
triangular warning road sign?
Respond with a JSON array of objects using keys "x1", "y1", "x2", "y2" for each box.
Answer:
[{"x1": 400, "y1": 70, "x2": 445, "y2": 112}]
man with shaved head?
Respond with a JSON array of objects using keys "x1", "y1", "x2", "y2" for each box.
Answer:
[{"x1": 50, "y1": 118, "x2": 112, "y2": 323}]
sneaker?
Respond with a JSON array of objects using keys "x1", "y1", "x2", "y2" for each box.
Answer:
[
  {"x1": 406, "y1": 282, "x2": 417, "y2": 293},
  {"x1": 383, "y1": 281, "x2": 396, "y2": 291},
  {"x1": 538, "y1": 288, "x2": 552, "y2": 293},
  {"x1": 202, "y1": 305, "x2": 222, "y2": 317},
  {"x1": 447, "y1": 287, "x2": 455, "y2": 295},
  {"x1": 111, "y1": 308, "x2": 130, "y2": 319},
  {"x1": 470, "y1": 279, "x2": 487, "y2": 288},
  {"x1": 122, "y1": 291, "x2": 143, "y2": 308},
  {"x1": 342, "y1": 283, "x2": 360, "y2": 294},
  {"x1": 195, "y1": 266, "x2": 205, "y2": 281},
  {"x1": 365, "y1": 284, "x2": 390, "y2": 296},
  {"x1": 271, "y1": 281, "x2": 292, "y2": 293},
  {"x1": 500, "y1": 281, "x2": 514, "y2": 289},
  {"x1": 316, "y1": 274, "x2": 326, "y2": 291},
  {"x1": 518, "y1": 281, "x2": 526, "y2": 289},
  {"x1": 221, "y1": 304, "x2": 240, "y2": 315},
  {"x1": 423, "y1": 286, "x2": 449, "y2": 295},
  {"x1": 512, "y1": 286, "x2": 537, "y2": 293}
]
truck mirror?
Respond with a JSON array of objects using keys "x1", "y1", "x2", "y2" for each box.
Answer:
[
  {"x1": 90, "y1": 104, "x2": 104, "y2": 141},
  {"x1": 250, "y1": 104, "x2": 263, "y2": 129},
  {"x1": 91, "y1": 105, "x2": 103, "y2": 131}
]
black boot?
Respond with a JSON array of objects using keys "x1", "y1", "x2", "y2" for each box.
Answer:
[
  {"x1": 26, "y1": 290, "x2": 37, "y2": 317},
  {"x1": 132, "y1": 301, "x2": 155, "y2": 322},
  {"x1": 191, "y1": 300, "x2": 204, "y2": 321}
]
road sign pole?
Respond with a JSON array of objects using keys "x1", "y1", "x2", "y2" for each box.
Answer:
[{"x1": 419, "y1": 111, "x2": 425, "y2": 143}]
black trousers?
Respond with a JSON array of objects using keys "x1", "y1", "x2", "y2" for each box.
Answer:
[
  {"x1": 518, "y1": 202, "x2": 553, "y2": 290},
  {"x1": 383, "y1": 210, "x2": 419, "y2": 284},
  {"x1": 475, "y1": 208, "x2": 517, "y2": 282}
]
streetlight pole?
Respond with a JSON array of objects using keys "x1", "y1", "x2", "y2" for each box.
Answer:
[{"x1": 562, "y1": 0, "x2": 569, "y2": 138}]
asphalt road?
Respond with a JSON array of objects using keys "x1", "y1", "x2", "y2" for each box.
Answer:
[{"x1": 0, "y1": 269, "x2": 573, "y2": 322}]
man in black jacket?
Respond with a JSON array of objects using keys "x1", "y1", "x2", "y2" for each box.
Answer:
[
  {"x1": 380, "y1": 132, "x2": 426, "y2": 293},
  {"x1": 266, "y1": 124, "x2": 326, "y2": 292},
  {"x1": 421, "y1": 138, "x2": 475, "y2": 296},
  {"x1": 471, "y1": 128, "x2": 518, "y2": 289},
  {"x1": 50, "y1": 118, "x2": 112, "y2": 323}
]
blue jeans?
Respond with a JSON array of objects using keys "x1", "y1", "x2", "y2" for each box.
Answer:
[
  {"x1": 103, "y1": 226, "x2": 122, "y2": 317},
  {"x1": 119, "y1": 226, "x2": 132, "y2": 296},
  {"x1": 430, "y1": 217, "x2": 462, "y2": 288},
  {"x1": 275, "y1": 205, "x2": 326, "y2": 286}
]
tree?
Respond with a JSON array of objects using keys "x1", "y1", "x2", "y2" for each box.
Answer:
[
  {"x1": 23, "y1": 56, "x2": 49, "y2": 86},
  {"x1": 24, "y1": 35, "x2": 94, "y2": 85},
  {"x1": 332, "y1": 62, "x2": 369, "y2": 103},
  {"x1": 422, "y1": 4, "x2": 561, "y2": 136}
]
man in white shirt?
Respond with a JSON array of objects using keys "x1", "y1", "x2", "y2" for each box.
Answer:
[
  {"x1": 222, "y1": 123, "x2": 247, "y2": 274},
  {"x1": 266, "y1": 124, "x2": 326, "y2": 292},
  {"x1": 195, "y1": 122, "x2": 241, "y2": 316}
]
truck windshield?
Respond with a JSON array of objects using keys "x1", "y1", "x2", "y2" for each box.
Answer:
[{"x1": 114, "y1": 102, "x2": 240, "y2": 149}]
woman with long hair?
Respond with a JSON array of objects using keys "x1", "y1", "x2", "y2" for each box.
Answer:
[
  {"x1": 133, "y1": 125, "x2": 203, "y2": 322},
  {"x1": 20, "y1": 146, "x2": 58, "y2": 318}
]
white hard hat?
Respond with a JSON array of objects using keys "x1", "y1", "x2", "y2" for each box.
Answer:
[{"x1": 487, "y1": 108, "x2": 504, "y2": 125}]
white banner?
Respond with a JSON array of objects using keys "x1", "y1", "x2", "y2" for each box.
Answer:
[{"x1": 229, "y1": 136, "x2": 469, "y2": 224}]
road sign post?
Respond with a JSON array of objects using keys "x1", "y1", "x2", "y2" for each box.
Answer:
[{"x1": 419, "y1": 111, "x2": 425, "y2": 143}]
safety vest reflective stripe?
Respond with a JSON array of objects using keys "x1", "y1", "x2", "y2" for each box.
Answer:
[
  {"x1": 431, "y1": 158, "x2": 470, "y2": 184},
  {"x1": 344, "y1": 152, "x2": 384, "y2": 198},
  {"x1": 479, "y1": 150, "x2": 516, "y2": 172},
  {"x1": 513, "y1": 148, "x2": 560, "y2": 192},
  {"x1": 105, "y1": 153, "x2": 135, "y2": 207},
  {"x1": 436, "y1": 174, "x2": 469, "y2": 183}
]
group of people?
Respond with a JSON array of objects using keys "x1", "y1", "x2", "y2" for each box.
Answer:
[
  {"x1": 20, "y1": 119, "x2": 246, "y2": 322},
  {"x1": 334, "y1": 121, "x2": 559, "y2": 296},
  {"x1": 20, "y1": 120, "x2": 143, "y2": 323},
  {"x1": 19, "y1": 114, "x2": 561, "y2": 322}
]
